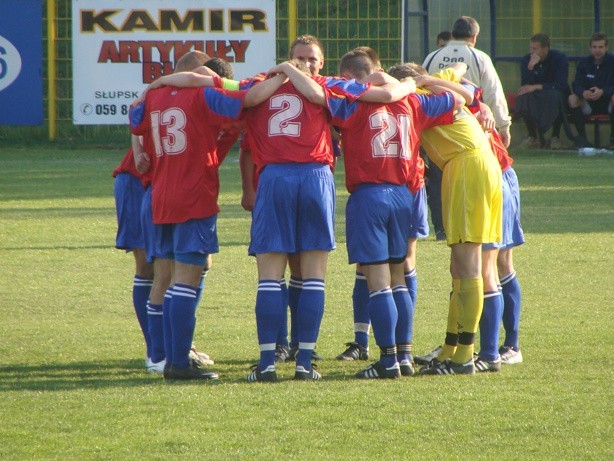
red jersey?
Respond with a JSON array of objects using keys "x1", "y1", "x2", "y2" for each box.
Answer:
[
  {"x1": 129, "y1": 85, "x2": 246, "y2": 224},
  {"x1": 489, "y1": 129, "x2": 514, "y2": 172},
  {"x1": 245, "y1": 80, "x2": 334, "y2": 172},
  {"x1": 328, "y1": 92, "x2": 455, "y2": 193},
  {"x1": 216, "y1": 122, "x2": 242, "y2": 164},
  {"x1": 112, "y1": 147, "x2": 141, "y2": 179}
]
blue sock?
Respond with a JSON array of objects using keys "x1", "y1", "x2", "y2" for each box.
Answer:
[
  {"x1": 255, "y1": 280, "x2": 284, "y2": 370},
  {"x1": 133, "y1": 275, "x2": 153, "y2": 357},
  {"x1": 169, "y1": 283, "x2": 199, "y2": 369},
  {"x1": 479, "y1": 291, "x2": 504, "y2": 361},
  {"x1": 288, "y1": 276, "x2": 302, "y2": 349},
  {"x1": 501, "y1": 272, "x2": 522, "y2": 350},
  {"x1": 296, "y1": 278, "x2": 325, "y2": 370},
  {"x1": 277, "y1": 278, "x2": 289, "y2": 346},
  {"x1": 194, "y1": 268, "x2": 209, "y2": 308},
  {"x1": 392, "y1": 285, "x2": 414, "y2": 362},
  {"x1": 147, "y1": 302, "x2": 165, "y2": 363},
  {"x1": 404, "y1": 268, "x2": 418, "y2": 305},
  {"x1": 352, "y1": 272, "x2": 370, "y2": 348},
  {"x1": 368, "y1": 288, "x2": 398, "y2": 368},
  {"x1": 162, "y1": 288, "x2": 173, "y2": 366}
]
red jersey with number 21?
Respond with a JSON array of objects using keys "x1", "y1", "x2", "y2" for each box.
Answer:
[
  {"x1": 130, "y1": 86, "x2": 245, "y2": 224},
  {"x1": 328, "y1": 92, "x2": 455, "y2": 193}
]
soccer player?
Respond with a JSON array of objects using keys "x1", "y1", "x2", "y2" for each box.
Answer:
[
  {"x1": 476, "y1": 129, "x2": 526, "y2": 370},
  {"x1": 114, "y1": 51, "x2": 217, "y2": 374},
  {"x1": 388, "y1": 64, "x2": 503, "y2": 376},
  {"x1": 457, "y1": 75, "x2": 526, "y2": 370},
  {"x1": 240, "y1": 35, "x2": 333, "y2": 364},
  {"x1": 130, "y1": 62, "x2": 286, "y2": 380},
  {"x1": 322, "y1": 50, "x2": 463, "y2": 378},
  {"x1": 240, "y1": 59, "x2": 336, "y2": 382},
  {"x1": 133, "y1": 52, "x2": 235, "y2": 375},
  {"x1": 112, "y1": 139, "x2": 154, "y2": 369},
  {"x1": 569, "y1": 32, "x2": 614, "y2": 149},
  {"x1": 409, "y1": 64, "x2": 525, "y2": 371},
  {"x1": 334, "y1": 49, "x2": 426, "y2": 364}
]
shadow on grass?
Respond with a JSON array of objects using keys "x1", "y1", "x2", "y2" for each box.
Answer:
[
  {"x1": 1, "y1": 245, "x2": 113, "y2": 251},
  {"x1": 0, "y1": 359, "x2": 161, "y2": 392},
  {"x1": 0, "y1": 358, "x2": 395, "y2": 389}
]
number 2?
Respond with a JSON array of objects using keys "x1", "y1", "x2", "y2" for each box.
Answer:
[{"x1": 268, "y1": 94, "x2": 303, "y2": 137}]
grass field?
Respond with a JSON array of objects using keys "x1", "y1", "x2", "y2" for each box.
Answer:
[{"x1": 0, "y1": 143, "x2": 613, "y2": 460}]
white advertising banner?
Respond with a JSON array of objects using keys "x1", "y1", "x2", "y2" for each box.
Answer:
[{"x1": 72, "y1": 0, "x2": 276, "y2": 125}]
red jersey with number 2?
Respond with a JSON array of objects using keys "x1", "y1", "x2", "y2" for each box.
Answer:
[{"x1": 245, "y1": 80, "x2": 333, "y2": 172}]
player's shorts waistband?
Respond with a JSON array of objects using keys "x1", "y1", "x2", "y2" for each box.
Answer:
[
  {"x1": 354, "y1": 182, "x2": 408, "y2": 192},
  {"x1": 260, "y1": 162, "x2": 332, "y2": 179}
]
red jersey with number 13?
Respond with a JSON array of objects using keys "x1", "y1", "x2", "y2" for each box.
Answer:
[{"x1": 130, "y1": 86, "x2": 245, "y2": 224}]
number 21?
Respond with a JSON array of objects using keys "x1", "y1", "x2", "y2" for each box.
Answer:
[{"x1": 370, "y1": 112, "x2": 411, "y2": 159}]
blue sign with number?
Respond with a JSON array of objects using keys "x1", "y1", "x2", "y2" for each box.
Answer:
[{"x1": 0, "y1": 0, "x2": 43, "y2": 125}]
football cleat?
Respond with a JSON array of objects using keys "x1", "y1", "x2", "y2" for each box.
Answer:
[
  {"x1": 190, "y1": 344, "x2": 214, "y2": 366},
  {"x1": 165, "y1": 363, "x2": 219, "y2": 381},
  {"x1": 355, "y1": 361, "x2": 401, "y2": 379},
  {"x1": 274, "y1": 344, "x2": 291, "y2": 363},
  {"x1": 399, "y1": 359, "x2": 415, "y2": 376},
  {"x1": 287, "y1": 346, "x2": 323, "y2": 361},
  {"x1": 294, "y1": 365, "x2": 322, "y2": 381},
  {"x1": 417, "y1": 359, "x2": 475, "y2": 376},
  {"x1": 247, "y1": 364, "x2": 278, "y2": 383},
  {"x1": 413, "y1": 345, "x2": 442, "y2": 365},
  {"x1": 336, "y1": 342, "x2": 369, "y2": 361},
  {"x1": 474, "y1": 355, "x2": 502, "y2": 372},
  {"x1": 146, "y1": 357, "x2": 166, "y2": 375},
  {"x1": 499, "y1": 346, "x2": 523, "y2": 365}
]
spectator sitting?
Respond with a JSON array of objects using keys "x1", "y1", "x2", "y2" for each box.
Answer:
[
  {"x1": 516, "y1": 33, "x2": 571, "y2": 150},
  {"x1": 568, "y1": 32, "x2": 614, "y2": 149}
]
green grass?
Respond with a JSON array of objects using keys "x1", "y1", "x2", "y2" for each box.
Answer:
[{"x1": 0, "y1": 145, "x2": 613, "y2": 460}]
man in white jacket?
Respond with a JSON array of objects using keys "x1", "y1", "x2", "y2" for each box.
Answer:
[{"x1": 423, "y1": 16, "x2": 512, "y2": 147}]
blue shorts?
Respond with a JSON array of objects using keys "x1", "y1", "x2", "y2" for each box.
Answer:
[
  {"x1": 483, "y1": 167, "x2": 525, "y2": 250},
  {"x1": 140, "y1": 186, "x2": 162, "y2": 264},
  {"x1": 409, "y1": 186, "x2": 429, "y2": 239},
  {"x1": 155, "y1": 215, "x2": 219, "y2": 264},
  {"x1": 114, "y1": 172, "x2": 146, "y2": 251},
  {"x1": 346, "y1": 183, "x2": 413, "y2": 265},
  {"x1": 249, "y1": 163, "x2": 336, "y2": 255}
]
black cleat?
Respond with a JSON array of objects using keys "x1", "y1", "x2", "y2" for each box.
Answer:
[
  {"x1": 165, "y1": 363, "x2": 219, "y2": 381},
  {"x1": 413, "y1": 345, "x2": 442, "y2": 365},
  {"x1": 274, "y1": 344, "x2": 291, "y2": 363},
  {"x1": 287, "y1": 346, "x2": 323, "y2": 361},
  {"x1": 417, "y1": 359, "x2": 475, "y2": 376},
  {"x1": 474, "y1": 355, "x2": 502, "y2": 372},
  {"x1": 355, "y1": 361, "x2": 401, "y2": 379},
  {"x1": 293, "y1": 365, "x2": 322, "y2": 381},
  {"x1": 399, "y1": 359, "x2": 415, "y2": 376},
  {"x1": 336, "y1": 342, "x2": 369, "y2": 361},
  {"x1": 247, "y1": 364, "x2": 278, "y2": 383}
]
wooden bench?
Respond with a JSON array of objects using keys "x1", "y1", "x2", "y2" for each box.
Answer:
[{"x1": 585, "y1": 114, "x2": 610, "y2": 147}]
